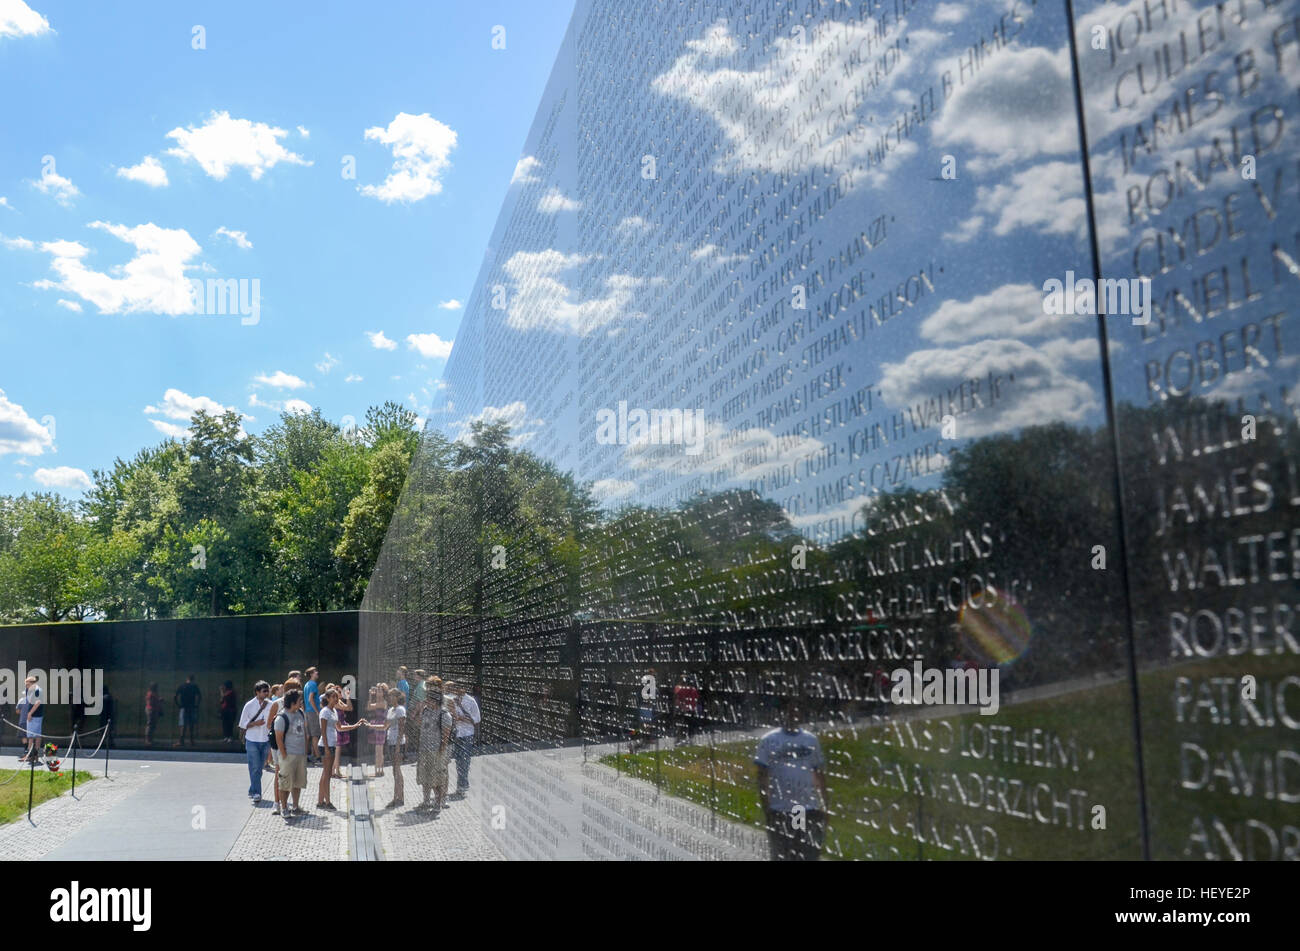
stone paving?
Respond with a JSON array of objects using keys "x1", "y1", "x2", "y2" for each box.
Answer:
[
  {"x1": 225, "y1": 766, "x2": 350, "y2": 861},
  {"x1": 366, "y1": 760, "x2": 505, "y2": 861},
  {"x1": 0, "y1": 753, "x2": 159, "y2": 860}
]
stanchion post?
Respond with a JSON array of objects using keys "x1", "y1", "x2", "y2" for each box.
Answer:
[
  {"x1": 104, "y1": 721, "x2": 111, "y2": 777},
  {"x1": 27, "y1": 755, "x2": 35, "y2": 823},
  {"x1": 70, "y1": 730, "x2": 78, "y2": 797}
]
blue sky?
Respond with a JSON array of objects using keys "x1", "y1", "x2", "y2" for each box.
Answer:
[{"x1": 0, "y1": 0, "x2": 574, "y2": 497}]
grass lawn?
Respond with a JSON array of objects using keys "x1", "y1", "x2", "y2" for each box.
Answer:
[
  {"x1": 600, "y1": 658, "x2": 1295, "y2": 860},
  {"x1": 0, "y1": 768, "x2": 96, "y2": 825}
]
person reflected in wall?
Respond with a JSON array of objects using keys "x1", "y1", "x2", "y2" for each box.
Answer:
[
  {"x1": 333, "y1": 683, "x2": 353, "y2": 778},
  {"x1": 394, "y1": 667, "x2": 410, "y2": 763},
  {"x1": 333, "y1": 686, "x2": 369, "y2": 778},
  {"x1": 756, "y1": 697, "x2": 828, "y2": 861},
  {"x1": 219, "y1": 680, "x2": 238, "y2": 744},
  {"x1": 174, "y1": 674, "x2": 201, "y2": 747},
  {"x1": 415, "y1": 677, "x2": 453, "y2": 815},
  {"x1": 673, "y1": 673, "x2": 700, "y2": 746},
  {"x1": 406, "y1": 670, "x2": 426, "y2": 764},
  {"x1": 445, "y1": 681, "x2": 480, "y2": 798},
  {"x1": 100, "y1": 685, "x2": 116, "y2": 748},
  {"x1": 383, "y1": 687, "x2": 406, "y2": 808},
  {"x1": 144, "y1": 683, "x2": 162, "y2": 747},
  {"x1": 367, "y1": 684, "x2": 389, "y2": 777}
]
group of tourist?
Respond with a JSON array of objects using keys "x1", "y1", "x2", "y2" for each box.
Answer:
[{"x1": 236, "y1": 666, "x2": 480, "y2": 820}]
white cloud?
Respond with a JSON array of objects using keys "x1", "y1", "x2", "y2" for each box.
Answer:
[
  {"x1": 511, "y1": 155, "x2": 541, "y2": 185},
  {"x1": 33, "y1": 466, "x2": 91, "y2": 491},
  {"x1": 405, "y1": 332, "x2": 453, "y2": 359},
  {"x1": 247, "y1": 392, "x2": 311, "y2": 415},
  {"x1": 691, "y1": 243, "x2": 745, "y2": 265},
  {"x1": 932, "y1": 2, "x2": 967, "y2": 23},
  {"x1": 32, "y1": 170, "x2": 79, "y2": 205},
  {"x1": 143, "y1": 388, "x2": 240, "y2": 439},
  {"x1": 0, "y1": 0, "x2": 49, "y2": 37},
  {"x1": 1, "y1": 233, "x2": 33, "y2": 249},
  {"x1": 367, "y1": 330, "x2": 397, "y2": 350},
  {"x1": 930, "y1": 45, "x2": 1076, "y2": 165},
  {"x1": 315, "y1": 352, "x2": 339, "y2": 374},
  {"x1": 879, "y1": 338, "x2": 1099, "y2": 439},
  {"x1": 214, "y1": 226, "x2": 252, "y2": 249},
  {"x1": 344, "y1": 374, "x2": 363, "y2": 383},
  {"x1": 116, "y1": 155, "x2": 169, "y2": 188},
  {"x1": 0, "y1": 389, "x2": 53, "y2": 455},
  {"x1": 652, "y1": 18, "x2": 938, "y2": 178},
  {"x1": 150, "y1": 419, "x2": 189, "y2": 439},
  {"x1": 55, "y1": 299, "x2": 81, "y2": 312},
  {"x1": 38, "y1": 221, "x2": 202, "y2": 314},
  {"x1": 501, "y1": 248, "x2": 654, "y2": 335},
  {"x1": 438, "y1": 298, "x2": 462, "y2": 310},
  {"x1": 454, "y1": 401, "x2": 543, "y2": 445},
  {"x1": 918, "y1": 283, "x2": 1060, "y2": 345},
  {"x1": 0, "y1": 196, "x2": 11, "y2": 209},
  {"x1": 360, "y1": 112, "x2": 457, "y2": 203},
  {"x1": 616, "y1": 215, "x2": 651, "y2": 235},
  {"x1": 591, "y1": 478, "x2": 637, "y2": 502},
  {"x1": 537, "y1": 187, "x2": 581, "y2": 213},
  {"x1": 15, "y1": 458, "x2": 30, "y2": 466},
  {"x1": 296, "y1": 125, "x2": 310, "y2": 138},
  {"x1": 253, "y1": 370, "x2": 308, "y2": 389},
  {"x1": 962, "y1": 160, "x2": 1087, "y2": 242},
  {"x1": 165, "y1": 111, "x2": 311, "y2": 180},
  {"x1": 145, "y1": 388, "x2": 234, "y2": 421}
]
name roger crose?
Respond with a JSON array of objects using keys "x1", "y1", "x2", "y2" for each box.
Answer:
[
  {"x1": 889, "y1": 661, "x2": 1000, "y2": 716},
  {"x1": 50, "y1": 882, "x2": 150, "y2": 932},
  {"x1": 1, "y1": 662, "x2": 104, "y2": 714},
  {"x1": 595, "y1": 401, "x2": 705, "y2": 455}
]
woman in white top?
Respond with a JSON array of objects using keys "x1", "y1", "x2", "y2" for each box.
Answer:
[
  {"x1": 383, "y1": 688, "x2": 406, "y2": 807},
  {"x1": 316, "y1": 688, "x2": 341, "y2": 810}
]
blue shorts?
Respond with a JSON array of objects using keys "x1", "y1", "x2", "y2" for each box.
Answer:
[{"x1": 25, "y1": 718, "x2": 42, "y2": 740}]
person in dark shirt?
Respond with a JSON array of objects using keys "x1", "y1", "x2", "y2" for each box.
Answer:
[
  {"x1": 100, "y1": 686, "x2": 116, "y2": 748},
  {"x1": 174, "y1": 675, "x2": 201, "y2": 747}
]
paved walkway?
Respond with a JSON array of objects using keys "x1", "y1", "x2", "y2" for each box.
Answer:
[
  {"x1": 0, "y1": 750, "x2": 348, "y2": 861},
  {"x1": 1, "y1": 742, "x2": 771, "y2": 861},
  {"x1": 368, "y1": 742, "x2": 765, "y2": 861}
]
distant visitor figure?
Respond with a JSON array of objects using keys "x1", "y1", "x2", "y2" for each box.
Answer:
[
  {"x1": 174, "y1": 675, "x2": 201, "y2": 747},
  {"x1": 219, "y1": 680, "x2": 237, "y2": 744},
  {"x1": 755, "y1": 698, "x2": 828, "y2": 861},
  {"x1": 144, "y1": 683, "x2": 162, "y2": 747}
]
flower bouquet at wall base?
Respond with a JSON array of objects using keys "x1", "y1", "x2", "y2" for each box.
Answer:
[{"x1": 41, "y1": 743, "x2": 61, "y2": 773}]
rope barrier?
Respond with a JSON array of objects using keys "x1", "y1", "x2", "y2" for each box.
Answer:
[
  {"x1": 77, "y1": 721, "x2": 112, "y2": 758},
  {"x1": 2, "y1": 717, "x2": 109, "y2": 742}
]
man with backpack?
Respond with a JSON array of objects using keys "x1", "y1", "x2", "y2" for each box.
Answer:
[
  {"x1": 274, "y1": 688, "x2": 309, "y2": 818},
  {"x1": 237, "y1": 681, "x2": 273, "y2": 802}
]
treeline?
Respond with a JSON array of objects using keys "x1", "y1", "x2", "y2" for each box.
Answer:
[{"x1": 0, "y1": 402, "x2": 420, "y2": 622}]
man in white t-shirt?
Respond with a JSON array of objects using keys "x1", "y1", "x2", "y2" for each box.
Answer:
[
  {"x1": 755, "y1": 697, "x2": 828, "y2": 861},
  {"x1": 237, "y1": 681, "x2": 273, "y2": 802},
  {"x1": 446, "y1": 682, "x2": 480, "y2": 797},
  {"x1": 19, "y1": 676, "x2": 42, "y2": 763}
]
